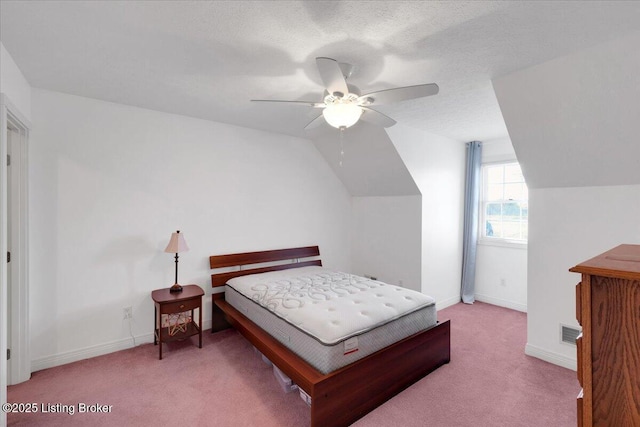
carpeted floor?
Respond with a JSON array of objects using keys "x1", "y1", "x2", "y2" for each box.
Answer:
[{"x1": 7, "y1": 302, "x2": 579, "y2": 426}]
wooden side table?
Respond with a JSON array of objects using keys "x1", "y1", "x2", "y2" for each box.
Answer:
[{"x1": 151, "y1": 284, "x2": 204, "y2": 360}]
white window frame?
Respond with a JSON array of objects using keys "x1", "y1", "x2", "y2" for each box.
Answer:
[{"x1": 479, "y1": 160, "x2": 528, "y2": 248}]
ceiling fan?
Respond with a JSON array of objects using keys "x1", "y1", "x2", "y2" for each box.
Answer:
[{"x1": 251, "y1": 57, "x2": 439, "y2": 130}]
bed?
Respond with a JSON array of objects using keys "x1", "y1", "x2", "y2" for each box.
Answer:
[{"x1": 210, "y1": 246, "x2": 450, "y2": 427}]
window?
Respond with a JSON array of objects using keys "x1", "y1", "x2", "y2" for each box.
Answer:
[{"x1": 481, "y1": 162, "x2": 528, "y2": 242}]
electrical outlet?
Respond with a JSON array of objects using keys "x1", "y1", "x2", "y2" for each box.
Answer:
[
  {"x1": 123, "y1": 306, "x2": 132, "y2": 320},
  {"x1": 500, "y1": 278, "x2": 506, "y2": 287}
]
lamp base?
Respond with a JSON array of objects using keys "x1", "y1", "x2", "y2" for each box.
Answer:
[{"x1": 169, "y1": 284, "x2": 183, "y2": 293}]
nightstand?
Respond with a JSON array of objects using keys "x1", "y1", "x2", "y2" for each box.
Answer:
[{"x1": 151, "y1": 284, "x2": 204, "y2": 360}]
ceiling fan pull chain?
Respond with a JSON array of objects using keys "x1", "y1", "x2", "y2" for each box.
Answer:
[{"x1": 339, "y1": 127, "x2": 345, "y2": 167}]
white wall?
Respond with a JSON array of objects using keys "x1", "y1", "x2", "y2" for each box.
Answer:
[
  {"x1": 475, "y1": 244, "x2": 527, "y2": 311},
  {"x1": 493, "y1": 32, "x2": 640, "y2": 369},
  {"x1": 526, "y1": 184, "x2": 640, "y2": 369},
  {"x1": 0, "y1": 41, "x2": 32, "y2": 427},
  {"x1": 351, "y1": 196, "x2": 422, "y2": 292},
  {"x1": 388, "y1": 125, "x2": 466, "y2": 309},
  {"x1": 312, "y1": 124, "x2": 420, "y2": 196},
  {"x1": 475, "y1": 137, "x2": 528, "y2": 312},
  {"x1": 29, "y1": 88, "x2": 353, "y2": 370},
  {"x1": 0, "y1": 43, "x2": 31, "y2": 122},
  {"x1": 481, "y1": 136, "x2": 516, "y2": 164}
]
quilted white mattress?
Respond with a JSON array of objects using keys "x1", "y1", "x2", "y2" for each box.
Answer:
[{"x1": 226, "y1": 266, "x2": 437, "y2": 374}]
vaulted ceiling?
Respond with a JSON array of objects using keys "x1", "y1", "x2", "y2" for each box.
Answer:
[
  {"x1": 493, "y1": 31, "x2": 640, "y2": 189},
  {"x1": 3, "y1": 1, "x2": 639, "y2": 142}
]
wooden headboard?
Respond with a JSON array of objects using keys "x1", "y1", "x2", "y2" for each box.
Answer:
[{"x1": 210, "y1": 245, "x2": 321, "y2": 288}]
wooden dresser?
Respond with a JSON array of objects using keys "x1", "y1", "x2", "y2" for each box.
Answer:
[{"x1": 570, "y1": 244, "x2": 640, "y2": 426}]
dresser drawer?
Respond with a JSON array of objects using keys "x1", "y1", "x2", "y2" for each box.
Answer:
[
  {"x1": 575, "y1": 282, "x2": 582, "y2": 325},
  {"x1": 160, "y1": 297, "x2": 200, "y2": 314}
]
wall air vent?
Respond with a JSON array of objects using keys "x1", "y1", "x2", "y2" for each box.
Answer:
[{"x1": 561, "y1": 324, "x2": 581, "y2": 345}]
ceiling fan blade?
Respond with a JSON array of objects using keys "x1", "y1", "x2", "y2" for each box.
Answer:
[
  {"x1": 304, "y1": 114, "x2": 326, "y2": 130},
  {"x1": 360, "y1": 107, "x2": 397, "y2": 128},
  {"x1": 360, "y1": 83, "x2": 439, "y2": 105},
  {"x1": 251, "y1": 99, "x2": 325, "y2": 108},
  {"x1": 316, "y1": 57, "x2": 349, "y2": 96}
]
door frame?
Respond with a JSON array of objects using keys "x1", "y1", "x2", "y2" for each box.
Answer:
[{"x1": 1, "y1": 93, "x2": 30, "y2": 391}]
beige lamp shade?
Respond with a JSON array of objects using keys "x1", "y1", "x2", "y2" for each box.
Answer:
[{"x1": 164, "y1": 230, "x2": 189, "y2": 253}]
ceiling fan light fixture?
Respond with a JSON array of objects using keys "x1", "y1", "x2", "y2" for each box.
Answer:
[
  {"x1": 322, "y1": 103, "x2": 363, "y2": 129},
  {"x1": 251, "y1": 57, "x2": 438, "y2": 131}
]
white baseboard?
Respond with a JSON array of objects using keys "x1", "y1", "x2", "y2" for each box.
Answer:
[
  {"x1": 31, "y1": 334, "x2": 153, "y2": 372},
  {"x1": 31, "y1": 319, "x2": 212, "y2": 372},
  {"x1": 436, "y1": 295, "x2": 461, "y2": 311},
  {"x1": 525, "y1": 343, "x2": 577, "y2": 371},
  {"x1": 475, "y1": 293, "x2": 527, "y2": 313}
]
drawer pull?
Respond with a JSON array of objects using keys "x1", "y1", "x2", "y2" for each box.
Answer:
[
  {"x1": 179, "y1": 304, "x2": 185, "y2": 309},
  {"x1": 575, "y1": 282, "x2": 582, "y2": 325}
]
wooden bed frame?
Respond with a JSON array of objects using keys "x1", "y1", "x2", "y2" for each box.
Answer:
[{"x1": 210, "y1": 246, "x2": 450, "y2": 427}]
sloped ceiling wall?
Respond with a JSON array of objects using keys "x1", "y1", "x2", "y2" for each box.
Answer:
[
  {"x1": 317, "y1": 30, "x2": 640, "y2": 198},
  {"x1": 311, "y1": 122, "x2": 420, "y2": 197},
  {"x1": 492, "y1": 31, "x2": 640, "y2": 189}
]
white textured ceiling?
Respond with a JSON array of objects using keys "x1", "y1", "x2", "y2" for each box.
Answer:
[{"x1": 2, "y1": 1, "x2": 640, "y2": 143}]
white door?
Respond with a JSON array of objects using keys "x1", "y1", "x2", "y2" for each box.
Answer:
[
  {"x1": 6, "y1": 127, "x2": 12, "y2": 385},
  {"x1": 5, "y1": 115, "x2": 29, "y2": 386}
]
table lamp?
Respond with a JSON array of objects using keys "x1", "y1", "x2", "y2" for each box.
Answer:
[{"x1": 164, "y1": 230, "x2": 189, "y2": 293}]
